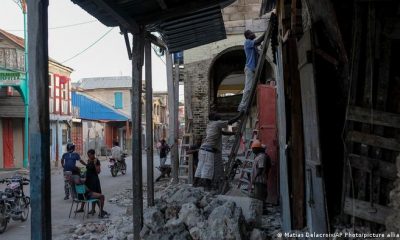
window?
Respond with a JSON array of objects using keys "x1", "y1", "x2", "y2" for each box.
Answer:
[
  {"x1": 114, "y1": 92, "x2": 123, "y2": 109},
  {"x1": 62, "y1": 129, "x2": 68, "y2": 145}
]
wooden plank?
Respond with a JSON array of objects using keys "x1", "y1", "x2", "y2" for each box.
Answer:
[
  {"x1": 344, "y1": 197, "x2": 396, "y2": 224},
  {"x1": 348, "y1": 154, "x2": 397, "y2": 180},
  {"x1": 348, "y1": 106, "x2": 400, "y2": 128},
  {"x1": 298, "y1": 29, "x2": 328, "y2": 233},
  {"x1": 286, "y1": 38, "x2": 305, "y2": 229},
  {"x1": 347, "y1": 131, "x2": 400, "y2": 151},
  {"x1": 275, "y1": 41, "x2": 292, "y2": 232}
]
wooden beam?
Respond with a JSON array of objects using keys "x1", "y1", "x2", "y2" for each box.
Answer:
[
  {"x1": 344, "y1": 197, "x2": 396, "y2": 224},
  {"x1": 347, "y1": 106, "x2": 400, "y2": 129},
  {"x1": 166, "y1": 53, "x2": 178, "y2": 183},
  {"x1": 348, "y1": 154, "x2": 397, "y2": 180},
  {"x1": 146, "y1": 33, "x2": 167, "y2": 49},
  {"x1": 121, "y1": 27, "x2": 132, "y2": 60},
  {"x1": 286, "y1": 38, "x2": 305, "y2": 229},
  {"x1": 347, "y1": 131, "x2": 400, "y2": 151},
  {"x1": 131, "y1": 30, "x2": 145, "y2": 240},
  {"x1": 90, "y1": 0, "x2": 139, "y2": 34},
  {"x1": 27, "y1": 0, "x2": 52, "y2": 239},
  {"x1": 145, "y1": 39, "x2": 154, "y2": 206}
]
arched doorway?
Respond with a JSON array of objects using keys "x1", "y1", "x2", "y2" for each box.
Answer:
[{"x1": 208, "y1": 46, "x2": 274, "y2": 117}]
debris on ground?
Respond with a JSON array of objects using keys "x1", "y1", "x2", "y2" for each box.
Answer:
[{"x1": 61, "y1": 182, "x2": 282, "y2": 240}]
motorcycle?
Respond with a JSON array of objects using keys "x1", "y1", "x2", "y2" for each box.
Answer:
[
  {"x1": 109, "y1": 153, "x2": 127, "y2": 177},
  {"x1": 0, "y1": 176, "x2": 30, "y2": 234}
]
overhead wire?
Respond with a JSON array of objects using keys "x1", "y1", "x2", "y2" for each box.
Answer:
[
  {"x1": 61, "y1": 28, "x2": 115, "y2": 64},
  {"x1": 5, "y1": 20, "x2": 98, "y2": 32}
]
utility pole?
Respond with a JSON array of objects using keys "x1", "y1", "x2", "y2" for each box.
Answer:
[
  {"x1": 27, "y1": 0, "x2": 51, "y2": 239},
  {"x1": 145, "y1": 39, "x2": 154, "y2": 206}
]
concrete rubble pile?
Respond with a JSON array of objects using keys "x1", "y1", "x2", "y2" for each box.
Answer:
[
  {"x1": 140, "y1": 184, "x2": 268, "y2": 240},
  {"x1": 63, "y1": 183, "x2": 278, "y2": 240}
]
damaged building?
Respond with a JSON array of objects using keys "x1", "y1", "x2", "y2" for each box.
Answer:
[
  {"x1": 21, "y1": 0, "x2": 400, "y2": 238},
  {"x1": 182, "y1": 0, "x2": 400, "y2": 236}
]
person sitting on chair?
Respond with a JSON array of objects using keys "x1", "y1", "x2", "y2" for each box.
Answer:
[{"x1": 70, "y1": 167, "x2": 109, "y2": 218}]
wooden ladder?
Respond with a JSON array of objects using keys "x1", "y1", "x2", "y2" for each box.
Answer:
[
  {"x1": 178, "y1": 133, "x2": 193, "y2": 183},
  {"x1": 237, "y1": 119, "x2": 260, "y2": 193},
  {"x1": 221, "y1": 13, "x2": 277, "y2": 193}
]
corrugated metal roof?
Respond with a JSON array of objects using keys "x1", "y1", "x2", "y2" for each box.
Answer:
[
  {"x1": 71, "y1": 0, "x2": 235, "y2": 52},
  {"x1": 78, "y1": 76, "x2": 132, "y2": 90},
  {"x1": 72, "y1": 91, "x2": 129, "y2": 121},
  {"x1": 148, "y1": 6, "x2": 227, "y2": 52}
]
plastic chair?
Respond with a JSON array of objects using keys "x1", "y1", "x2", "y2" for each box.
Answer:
[{"x1": 68, "y1": 184, "x2": 99, "y2": 219}]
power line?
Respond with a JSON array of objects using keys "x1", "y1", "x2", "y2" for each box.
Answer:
[
  {"x1": 61, "y1": 28, "x2": 114, "y2": 64},
  {"x1": 5, "y1": 20, "x2": 97, "y2": 32}
]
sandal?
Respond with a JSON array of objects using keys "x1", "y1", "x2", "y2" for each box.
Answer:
[
  {"x1": 75, "y1": 209, "x2": 84, "y2": 213},
  {"x1": 99, "y1": 210, "x2": 109, "y2": 218}
]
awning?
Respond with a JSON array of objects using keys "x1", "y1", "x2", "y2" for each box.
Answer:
[{"x1": 71, "y1": 0, "x2": 235, "y2": 52}]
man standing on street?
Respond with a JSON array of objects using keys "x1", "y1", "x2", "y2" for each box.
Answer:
[
  {"x1": 61, "y1": 143, "x2": 86, "y2": 200},
  {"x1": 158, "y1": 139, "x2": 170, "y2": 168},
  {"x1": 237, "y1": 30, "x2": 265, "y2": 113},
  {"x1": 251, "y1": 140, "x2": 272, "y2": 208}
]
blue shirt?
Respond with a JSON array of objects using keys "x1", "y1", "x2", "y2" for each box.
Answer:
[
  {"x1": 62, "y1": 152, "x2": 81, "y2": 172},
  {"x1": 244, "y1": 39, "x2": 258, "y2": 71}
]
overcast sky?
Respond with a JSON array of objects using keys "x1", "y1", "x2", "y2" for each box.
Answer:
[{"x1": 0, "y1": 0, "x2": 169, "y2": 92}]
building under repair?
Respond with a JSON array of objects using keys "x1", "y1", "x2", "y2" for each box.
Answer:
[
  {"x1": 182, "y1": 0, "x2": 400, "y2": 236},
  {"x1": 22, "y1": 0, "x2": 400, "y2": 239}
]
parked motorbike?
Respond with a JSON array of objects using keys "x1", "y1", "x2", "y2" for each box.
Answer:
[
  {"x1": 109, "y1": 153, "x2": 127, "y2": 177},
  {"x1": 0, "y1": 176, "x2": 30, "y2": 234}
]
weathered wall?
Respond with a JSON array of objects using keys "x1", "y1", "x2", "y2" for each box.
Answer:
[
  {"x1": 0, "y1": 119, "x2": 2, "y2": 168},
  {"x1": 84, "y1": 89, "x2": 131, "y2": 116},
  {"x1": 12, "y1": 119, "x2": 23, "y2": 168}
]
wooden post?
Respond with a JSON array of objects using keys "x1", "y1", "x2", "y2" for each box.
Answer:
[
  {"x1": 27, "y1": 0, "x2": 52, "y2": 239},
  {"x1": 131, "y1": 29, "x2": 144, "y2": 240},
  {"x1": 145, "y1": 39, "x2": 154, "y2": 206},
  {"x1": 174, "y1": 61, "x2": 180, "y2": 181},
  {"x1": 166, "y1": 53, "x2": 178, "y2": 182}
]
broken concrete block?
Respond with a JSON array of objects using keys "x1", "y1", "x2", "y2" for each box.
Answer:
[
  {"x1": 218, "y1": 195, "x2": 263, "y2": 226},
  {"x1": 207, "y1": 201, "x2": 247, "y2": 240},
  {"x1": 143, "y1": 207, "x2": 165, "y2": 232},
  {"x1": 165, "y1": 202, "x2": 181, "y2": 220},
  {"x1": 179, "y1": 202, "x2": 204, "y2": 229},
  {"x1": 250, "y1": 228, "x2": 266, "y2": 240}
]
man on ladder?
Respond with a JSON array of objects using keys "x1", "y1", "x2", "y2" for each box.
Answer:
[{"x1": 237, "y1": 30, "x2": 265, "y2": 113}]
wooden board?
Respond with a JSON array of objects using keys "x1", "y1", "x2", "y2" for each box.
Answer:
[
  {"x1": 347, "y1": 131, "x2": 400, "y2": 151},
  {"x1": 344, "y1": 197, "x2": 396, "y2": 225},
  {"x1": 347, "y1": 106, "x2": 400, "y2": 129},
  {"x1": 298, "y1": 29, "x2": 328, "y2": 234},
  {"x1": 348, "y1": 154, "x2": 397, "y2": 180}
]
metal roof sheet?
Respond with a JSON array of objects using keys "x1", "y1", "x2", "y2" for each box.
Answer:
[
  {"x1": 71, "y1": 0, "x2": 235, "y2": 52},
  {"x1": 72, "y1": 91, "x2": 129, "y2": 121},
  {"x1": 78, "y1": 76, "x2": 132, "y2": 89}
]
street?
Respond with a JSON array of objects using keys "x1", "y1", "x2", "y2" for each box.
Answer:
[{"x1": 1, "y1": 152, "x2": 166, "y2": 239}]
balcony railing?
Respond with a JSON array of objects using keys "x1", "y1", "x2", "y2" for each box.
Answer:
[{"x1": 0, "y1": 48, "x2": 25, "y2": 72}]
